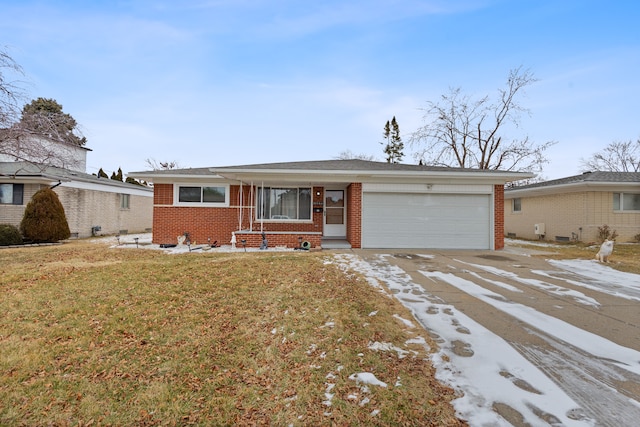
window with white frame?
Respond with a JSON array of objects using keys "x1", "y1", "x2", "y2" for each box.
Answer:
[
  {"x1": 0, "y1": 183, "x2": 24, "y2": 205},
  {"x1": 613, "y1": 192, "x2": 640, "y2": 211},
  {"x1": 512, "y1": 198, "x2": 522, "y2": 212},
  {"x1": 120, "y1": 193, "x2": 130, "y2": 209},
  {"x1": 257, "y1": 187, "x2": 311, "y2": 220},
  {"x1": 175, "y1": 184, "x2": 229, "y2": 206}
]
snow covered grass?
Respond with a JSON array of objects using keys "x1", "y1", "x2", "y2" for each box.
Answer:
[
  {"x1": 508, "y1": 238, "x2": 640, "y2": 274},
  {"x1": 0, "y1": 240, "x2": 464, "y2": 426}
]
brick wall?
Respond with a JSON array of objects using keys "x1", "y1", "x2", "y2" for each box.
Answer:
[
  {"x1": 154, "y1": 183, "x2": 173, "y2": 205},
  {"x1": 152, "y1": 184, "x2": 325, "y2": 248},
  {"x1": 346, "y1": 183, "x2": 362, "y2": 248},
  {"x1": 494, "y1": 185, "x2": 504, "y2": 250}
]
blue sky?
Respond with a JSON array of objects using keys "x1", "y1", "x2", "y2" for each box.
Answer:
[{"x1": 1, "y1": 0, "x2": 639, "y2": 179}]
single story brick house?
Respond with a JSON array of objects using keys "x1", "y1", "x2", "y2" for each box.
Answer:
[
  {"x1": 504, "y1": 171, "x2": 640, "y2": 243},
  {"x1": 128, "y1": 160, "x2": 529, "y2": 250},
  {"x1": 1, "y1": 161, "x2": 153, "y2": 239}
]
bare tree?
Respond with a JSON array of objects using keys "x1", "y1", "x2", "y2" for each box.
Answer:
[
  {"x1": 1, "y1": 47, "x2": 84, "y2": 170},
  {"x1": 145, "y1": 158, "x2": 181, "y2": 170},
  {"x1": 0, "y1": 47, "x2": 24, "y2": 128},
  {"x1": 410, "y1": 67, "x2": 555, "y2": 173},
  {"x1": 580, "y1": 139, "x2": 640, "y2": 172},
  {"x1": 333, "y1": 150, "x2": 377, "y2": 161}
]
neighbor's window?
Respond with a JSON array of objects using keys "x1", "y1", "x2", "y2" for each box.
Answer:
[
  {"x1": 0, "y1": 183, "x2": 24, "y2": 205},
  {"x1": 176, "y1": 185, "x2": 228, "y2": 206},
  {"x1": 257, "y1": 187, "x2": 311, "y2": 220},
  {"x1": 512, "y1": 198, "x2": 522, "y2": 212},
  {"x1": 120, "y1": 193, "x2": 130, "y2": 209},
  {"x1": 613, "y1": 192, "x2": 640, "y2": 211}
]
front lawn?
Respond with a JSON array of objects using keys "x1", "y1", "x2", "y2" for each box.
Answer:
[{"x1": 0, "y1": 241, "x2": 464, "y2": 426}]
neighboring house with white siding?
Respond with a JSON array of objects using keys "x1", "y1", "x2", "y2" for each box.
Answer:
[
  {"x1": 504, "y1": 171, "x2": 640, "y2": 243},
  {"x1": 0, "y1": 161, "x2": 153, "y2": 238}
]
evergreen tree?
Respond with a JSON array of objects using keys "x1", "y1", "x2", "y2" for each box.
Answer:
[
  {"x1": 125, "y1": 176, "x2": 145, "y2": 186},
  {"x1": 97, "y1": 168, "x2": 108, "y2": 178},
  {"x1": 381, "y1": 116, "x2": 404, "y2": 163},
  {"x1": 20, "y1": 98, "x2": 87, "y2": 146},
  {"x1": 115, "y1": 167, "x2": 123, "y2": 182},
  {"x1": 20, "y1": 187, "x2": 70, "y2": 242}
]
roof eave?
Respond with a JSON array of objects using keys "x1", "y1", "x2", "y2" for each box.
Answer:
[
  {"x1": 505, "y1": 180, "x2": 639, "y2": 198},
  {"x1": 212, "y1": 168, "x2": 533, "y2": 183}
]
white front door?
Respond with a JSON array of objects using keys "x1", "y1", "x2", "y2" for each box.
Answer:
[{"x1": 324, "y1": 189, "x2": 346, "y2": 237}]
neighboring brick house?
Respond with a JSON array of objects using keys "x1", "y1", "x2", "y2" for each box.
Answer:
[
  {"x1": 0, "y1": 161, "x2": 153, "y2": 238},
  {"x1": 504, "y1": 171, "x2": 640, "y2": 243},
  {"x1": 129, "y1": 160, "x2": 528, "y2": 250}
]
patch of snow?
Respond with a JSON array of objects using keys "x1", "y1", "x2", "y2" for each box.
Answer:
[
  {"x1": 456, "y1": 259, "x2": 601, "y2": 308},
  {"x1": 348, "y1": 372, "x2": 388, "y2": 388},
  {"x1": 368, "y1": 341, "x2": 411, "y2": 359},
  {"x1": 544, "y1": 259, "x2": 640, "y2": 301},
  {"x1": 393, "y1": 314, "x2": 416, "y2": 328}
]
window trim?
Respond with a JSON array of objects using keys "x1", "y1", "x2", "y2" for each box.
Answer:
[
  {"x1": 0, "y1": 183, "x2": 24, "y2": 205},
  {"x1": 613, "y1": 192, "x2": 640, "y2": 212},
  {"x1": 120, "y1": 193, "x2": 130, "y2": 210},
  {"x1": 256, "y1": 186, "x2": 312, "y2": 222},
  {"x1": 512, "y1": 198, "x2": 522, "y2": 213},
  {"x1": 174, "y1": 183, "x2": 230, "y2": 207}
]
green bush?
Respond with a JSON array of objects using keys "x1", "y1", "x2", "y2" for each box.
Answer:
[
  {"x1": 0, "y1": 224, "x2": 23, "y2": 246},
  {"x1": 20, "y1": 187, "x2": 70, "y2": 243}
]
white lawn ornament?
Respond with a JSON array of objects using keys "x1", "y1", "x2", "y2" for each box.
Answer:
[
  {"x1": 230, "y1": 232, "x2": 237, "y2": 250},
  {"x1": 595, "y1": 240, "x2": 614, "y2": 263}
]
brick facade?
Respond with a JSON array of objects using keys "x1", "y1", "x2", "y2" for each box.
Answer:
[
  {"x1": 152, "y1": 184, "x2": 325, "y2": 248},
  {"x1": 346, "y1": 183, "x2": 362, "y2": 249}
]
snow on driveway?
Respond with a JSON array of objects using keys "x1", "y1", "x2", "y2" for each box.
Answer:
[{"x1": 334, "y1": 252, "x2": 640, "y2": 427}]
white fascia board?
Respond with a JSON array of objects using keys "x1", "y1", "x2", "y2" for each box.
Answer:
[
  {"x1": 60, "y1": 180, "x2": 153, "y2": 196},
  {"x1": 214, "y1": 169, "x2": 532, "y2": 185},
  {"x1": 0, "y1": 175, "x2": 61, "y2": 185},
  {"x1": 505, "y1": 181, "x2": 640, "y2": 198},
  {"x1": 127, "y1": 173, "x2": 226, "y2": 184}
]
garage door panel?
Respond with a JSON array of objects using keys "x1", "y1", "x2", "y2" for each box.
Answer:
[{"x1": 362, "y1": 193, "x2": 490, "y2": 249}]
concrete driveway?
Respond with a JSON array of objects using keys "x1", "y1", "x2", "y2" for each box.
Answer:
[{"x1": 334, "y1": 247, "x2": 640, "y2": 427}]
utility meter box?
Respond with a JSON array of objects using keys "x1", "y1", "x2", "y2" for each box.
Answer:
[{"x1": 534, "y1": 223, "x2": 545, "y2": 235}]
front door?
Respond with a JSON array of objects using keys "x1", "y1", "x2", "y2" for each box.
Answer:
[{"x1": 324, "y1": 189, "x2": 346, "y2": 237}]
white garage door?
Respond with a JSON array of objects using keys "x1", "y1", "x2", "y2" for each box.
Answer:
[{"x1": 362, "y1": 193, "x2": 491, "y2": 249}]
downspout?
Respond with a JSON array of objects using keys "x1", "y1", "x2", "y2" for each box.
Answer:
[{"x1": 50, "y1": 180, "x2": 62, "y2": 189}]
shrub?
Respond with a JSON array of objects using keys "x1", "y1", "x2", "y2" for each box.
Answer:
[
  {"x1": 634, "y1": 232, "x2": 640, "y2": 243},
  {"x1": 20, "y1": 187, "x2": 70, "y2": 243},
  {"x1": 0, "y1": 224, "x2": 23, "y2": 246},
  {"x1": 596, "y1": 224, "x2": 618, "y2": 243}
]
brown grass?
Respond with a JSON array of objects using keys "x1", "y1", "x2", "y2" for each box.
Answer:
[{"x1": 0, "y1": 240, "x2": 465, "y2": 426}]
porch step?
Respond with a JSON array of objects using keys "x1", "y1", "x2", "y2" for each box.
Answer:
[{"x1": 321, "y1": 238, "x2": 352, "y2": 249}]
